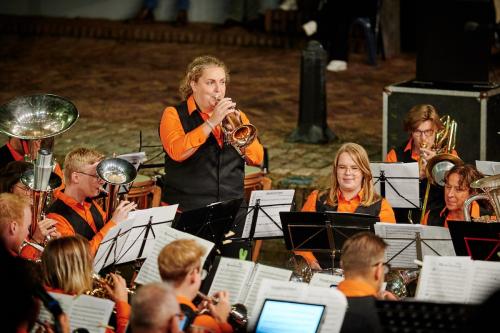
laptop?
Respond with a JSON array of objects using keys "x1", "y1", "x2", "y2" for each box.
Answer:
[{"x1": 254, "y1": 299, "x2": 325, "y2": 333}]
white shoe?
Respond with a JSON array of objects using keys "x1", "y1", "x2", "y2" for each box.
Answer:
[
  {"x1": 280, "y1": 0, "x2": 297, "y2": 11},
  {"x1": 326, "y1": 60, "x2": 348, "y2": 72},
  {"x1": 302, "y1": 20, "x2": 317, "y2": 36}
]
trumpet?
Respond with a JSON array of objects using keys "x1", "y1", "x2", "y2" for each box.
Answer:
[{"x1": 196, "y1": 291, "x2": 248, "y2": 330}]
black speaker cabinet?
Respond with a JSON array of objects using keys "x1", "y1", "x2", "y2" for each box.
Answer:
[{"x1": 383, "y1": 81, "x2": 500, "y2": 163}]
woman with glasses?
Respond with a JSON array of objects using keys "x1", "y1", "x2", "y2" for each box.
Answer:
[
  {"x1": 0, "y1": 161, "x2": 60, "y2": 260},
  {"x1": 297, "y1": 142, "x2": 395, "y2": 269},
  {"x1": 158, "y1": 239, "x2": 233, "y2": 333},
  {"x1": 46, "y1": 147, "x2": 136, "y2": 257}
]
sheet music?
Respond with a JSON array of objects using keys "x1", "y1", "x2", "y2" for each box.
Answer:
[
  {"x1": 309, "y1": 272, "x2": 344, "y2": 288},
  {"x1": 117, "y1": 152, "x2": 147, "y2": 169},
  {"x1": 242, "y1": 189, "x2": 295, "y2": 238},
  {"x1": 134, "y1": 226, "x2": 214, "y2": 285},
  {"x1": 475, "y1": 160, "x2": 500, "y2": 176},
  {"x1": 375, "y1": 223, "x2": 422, "y2": 268},
  {"x1": 41, "y1": 293, "x2": 114, "y2": 333},
  {"x1": 421, "y1": 225, "x2": 455, "y2": 257},
  {"x1": 116, "y1": 205, "x2": 177, "y2": 264},
  {"x1": 242, "y1": 264, "x2": 293, "y2": 314},
  {"x1": 415, "y1": 256, "x2": 473, "y2": 303},
  {"x1": 249, "y1": 279, "x2": 347, "y2": 333},
  {"x1": 370, "y1": 162, "x2": 419, "y2": 209},
  {"x1": 468, "y1": 261, "x2": 500, "y2": 304},
  {"x1": 207, "y1": 257, "x2": 255, "y2": 305},
  {"x1": 93, "y1": 217, "x2": 134, "y2": 273}
]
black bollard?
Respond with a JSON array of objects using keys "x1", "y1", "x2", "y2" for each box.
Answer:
[{"x1": 288, "y1": 40, "x2": 336, "y2": 143}]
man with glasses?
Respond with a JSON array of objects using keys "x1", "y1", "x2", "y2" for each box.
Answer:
[
  {"x1": 337, "y1": 231, "x2": 396, "y2": 333},
  {"x1": 158, "y1": 239, "x2": 233, "y2": 333},
  {"x1": 46, "y1": 147, "x2": 136, "y2": 256}
]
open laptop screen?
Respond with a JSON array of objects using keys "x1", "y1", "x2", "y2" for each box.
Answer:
[{"x1": 255, "y1": 299, "x2": 325, "y2": 333}]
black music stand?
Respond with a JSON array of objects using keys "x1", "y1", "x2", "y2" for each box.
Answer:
[
  {"x1": 172, "y1": 198, "x2": 243, "y2": 252},
  {"x1": 448, "y1": 221, "x2": 500, "y2": 261},
  {"x1": 280, "y1": 211, "x2": 378, "y2": 269},
  {"x1": 376, "y1": 299, "x2": 477, "y2": 333}
]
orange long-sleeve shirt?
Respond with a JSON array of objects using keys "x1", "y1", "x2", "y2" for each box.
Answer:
[
  {"x1": 421, "y1": 201, "x2": 481, "y2": 228},
  {"x1": 159, "y1": 95, "x2": 263, "y2": 166},
  {"x1": 177, "y1": 295, "x2": 233, "y2": 333},
  {"x1": 297, "y1": 189, "x2": 396, "y2": 264},
  {"x1": 47, "y1": 191, "x2": 116, "y2": 257}
]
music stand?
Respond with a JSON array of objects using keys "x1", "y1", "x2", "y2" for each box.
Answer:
[
  {"x1": 448, "y1": 221, "x2": 500, "y2": 261},
  {"x1": 280, "y1": 211, "x2": 378, "y2": 268},
  {"x1": 172, "y1": 198, "x2": 243, "y2": 251}
]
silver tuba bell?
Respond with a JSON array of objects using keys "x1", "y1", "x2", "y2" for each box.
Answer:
[
  {"x1": 97, "y1": 158, "x2": 137, "y2": 219},
  {"x1": 463, "y1": 174, "x2": 500, "y2": 222}
]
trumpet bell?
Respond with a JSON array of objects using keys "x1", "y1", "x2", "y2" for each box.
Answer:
[
  {"x1": 97, "y1": 158, "x2": 137, "y2": 185},
  {"x1": 425, "y1": 153, "x2": 463, "y2": 186},
  {"x1": 0, "y1": 94, "x2": 79, "y2": 140}
]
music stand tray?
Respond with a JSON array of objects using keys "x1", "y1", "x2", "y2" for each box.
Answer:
[
  {"x1": 280, "y1": 211, "x2": 378, "y2": 267},
  {"x1": 172, "y1": 198, "x2": 243, "y2": 248},
  {"x1": 448, "y1": 221, "x2": 500, "y2": 261}
]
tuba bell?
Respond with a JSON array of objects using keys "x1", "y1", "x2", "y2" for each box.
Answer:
[
  {"x1": 96, "y1": 157, "x2": 137, "y2": 220},
  {"x1": 463, "y1": 174, "x2": 500, "y2": 222}
]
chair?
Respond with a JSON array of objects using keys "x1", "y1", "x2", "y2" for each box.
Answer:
[{"x1": 125, "y1": 174, "x2": 161, "y2": 209}]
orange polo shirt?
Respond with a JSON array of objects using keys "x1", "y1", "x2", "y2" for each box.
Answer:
[
  {"x1": 159, "y1": 95, "x2": 263, "y2": 166},
  {"x1": 421, "y1": 201, "x2": 481, "y2": 228},
  {"x1": 47, "y1": 191, "x2": 116, "y2": 257},
  {"x1": 45, "y1": 287, "x2": 130, "y2": 333},
  {"x1": 297, "y1": 190, "x2": 396, "y2": 264},
  {"x1": 337, "y1": 279, "x2": 378, "y2": 298},
  {"x1": 177, "y1": 295, "x2": 233, "y2": 333}
]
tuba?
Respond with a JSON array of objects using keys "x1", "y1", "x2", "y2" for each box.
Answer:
[
  {"x1": 463, "y1": 174, "x2": 500, "y2": 222},
  {"x1": 419, "y1": 115, "x2": 462, "y2": 223},
  {"x1": 214, "y1": 96, "x2": 257, "y2": 154},
  {"x1": 0, "y1": 94, "x2": 78, "y2": 242},
  {"x1": 96, "y1": 158, "x2": 137, "y2": 220}
]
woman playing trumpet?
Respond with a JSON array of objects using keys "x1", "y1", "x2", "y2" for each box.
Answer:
[{"x1": 159, "y1": 55, "x2": 264, "y2": 212}]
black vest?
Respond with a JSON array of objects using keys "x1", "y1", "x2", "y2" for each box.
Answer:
[
  {"x1": 315, "y1": 192, "x2": 382, "y2": 216},
  {"x1": 162, "y1": 101, "x2": 244, "y2": 211},
  {"x1": 0, "y1": 144, "x2": 15, "y2": 170},
  {"x1": 47, "y1": 199, "x2": 104, "y2": 241},
  {"x1": 393, "y1": 143, "x2": 414, "y2": 163},
  {"x1": 427, "y1": 205, "x2": 492, "y2": 226}
]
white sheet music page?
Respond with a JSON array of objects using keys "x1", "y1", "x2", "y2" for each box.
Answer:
[
  {"x1": 93, "y1": 217, "x2": 134, "y2": 273},
  {"x1": 242, "y1": 263, "x2": 293, "y2": 314},
  {"x1": 475, "y1": 160, "x2": 500, "y2": 176},
  {"x1": 37, "y1": 292, "x2": 75, "y2": 326},
  {"x1": 116, "y1": 205, "x2": 177, "y2": 264},
  {"x1": 375, "y1": 223, "x2": 422, "y2": 269},
  {"x1": 310, "y1": 272, "x2": 344, "y2": 288},
  {"x1": 134, "y1": 226, "x2": 214, "y2": 285},
  {"x1": 370, "y1": 162, "x2": 419, "y2": 209},
  {"x1": 415, "y1": 256, "x2": 473, "y2": 303},
  {"x1": 207, "y1": 257, "x2": 255, "y2": 305},
  {"x1": 242, "y1": 189, "x2": 295, "y2": 238},
  {"x1": 249, "y1": 279, "x2": 347, "y2": 333},
  {"x1": 467, "y1": 261, "x2": 500, "y2": 304},
  {"x1": 421, "y1": 225, "x2": 456, "y2": 257}
]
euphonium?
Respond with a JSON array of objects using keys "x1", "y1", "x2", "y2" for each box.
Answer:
[
  {"x1": 385, "y1": 269, "x2": 419, "y2": 298},
  {"x1": 96, "y1": 158, "x2": 137, "y2": 220},
  {"x1": 214, "y1": 96, "x2": 257, "y2": 153},
  {"x1": 197, "y1": 291, "x2": 248, "y2": 330},
  {"x1": 463, "y1": 174, "x2": 500, "y2": 222}
]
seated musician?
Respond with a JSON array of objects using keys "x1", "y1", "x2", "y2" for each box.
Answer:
[
  {"x1": 130, "y1": 282, "x2": 183, "y2": 333},
  {"x1": 385, "y1": 104, "x2": 459, "y2": 221},
  {"x1": 297, "y1": 142, "x2": 396, "y2": 269},
  {"x1": 158, "y1": 239, "x2": 233, "y2": 333},
  {"x1": 421, "y1": 164, "x2": 492, "y2": 226},
  {"x1": 46, "y1": 147, "x2": 136, "y2": 256},
  {"x1": 0, "y1": 161, "x2": 60, "y2": 260},
  {"x1": 41, "y1": 235, "x2": 130, "y2": 333},
  {"x1": 337, "y1": 232, "x2": 396, "y2": 333},
  {"x1": 0, "y1": 193, "x2": 31, "y2": 257}
]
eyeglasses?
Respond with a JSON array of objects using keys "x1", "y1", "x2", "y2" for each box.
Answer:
[
  {"x1": 75, "y1": 171, "x2": 100, "y2": 179},
  {"x1": 373, "y1": 261, "x2": 391, "y2": 275},
  {"x1": 337, "y1": 165, "x2": 361, "y2": 174},
  {"x1": 413, "y1": 129, "x2": 435, "y2": 137}
]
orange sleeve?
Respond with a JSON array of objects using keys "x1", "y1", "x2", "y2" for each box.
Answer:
[
  {"x1": 379, "y1": 198, "x2": 396, "y2": 223},
  {"x1": 239, "y1": 111, "x2": 264, "y2": 166},
  {"x1": 115, "y1": 300, "x2": 131, "y2": 333},
  {"x1": 421, "y1": 211, "x2": 429, "y2": 225},
  {"x1": 294, "y1": 190, "x2": 320, "y2": 265},
  {"x1": 159, "y1": 106, "x2": 209, "y2": 162},
  {"x1": 193, "y1": 314, "x2": 233, "y2": 333},
  {"x1": 385, "y1": 149, "x2": 397, "y2": 162}
]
